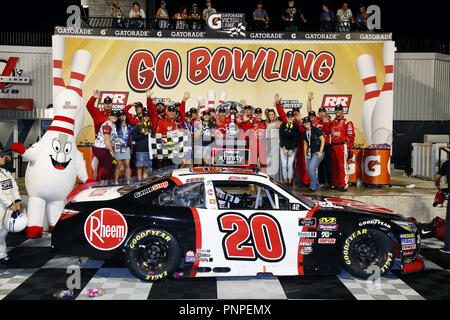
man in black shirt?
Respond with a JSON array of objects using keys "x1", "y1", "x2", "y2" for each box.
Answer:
[
  {"x1": 434, "y1": 146, "x2": 450, "y2": 254},
  {"x1": 281, "y1": 0, "x2": 307, "y2": 32}
]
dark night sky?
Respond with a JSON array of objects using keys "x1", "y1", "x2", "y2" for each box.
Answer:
[{"x1": 0, "y1": 0, "x2": 448, "y2": 42}]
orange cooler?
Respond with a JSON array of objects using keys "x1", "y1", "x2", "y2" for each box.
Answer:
[
  {"x1": 362, "y1": 149, "x2": 391, "y2": 186},
  {"x1": 348, "y1": 148, "x2": 363, "y2": 184}
]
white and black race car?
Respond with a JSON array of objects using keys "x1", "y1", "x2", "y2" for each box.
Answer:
[{"x1": 52, "y1": 167, "x2": 424, "y2": 281}]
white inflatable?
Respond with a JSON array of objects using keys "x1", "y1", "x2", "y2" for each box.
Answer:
[{"x1": 11, "y1": 45, "x2": 92, "y2": 238}]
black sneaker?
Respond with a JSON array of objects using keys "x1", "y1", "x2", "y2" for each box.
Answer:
[
  {"x1": 338, "y1": 187, "x2": 348, "y2": 192},
  {"x1": 439, "y1": 248, "x2": 450, "y2": 255},
  {"x1": 0, "y1": 256, "x2": 11, "y2": 269}
]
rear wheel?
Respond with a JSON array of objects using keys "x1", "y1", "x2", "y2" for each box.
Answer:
[
  {"x1": 124, "y1": 228, "x2": 181, "y2": 282},
  {"x1": 341, "y1": 228, "x2": 395, "y2": 279}
]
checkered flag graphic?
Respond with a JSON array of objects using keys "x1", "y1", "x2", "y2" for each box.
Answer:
[
  {"x1": 149, "y1": 131, "x2": 191, "y2": 159},
  {"x1": 223, "y1": 22, "x2": 246, "y2": 37}
]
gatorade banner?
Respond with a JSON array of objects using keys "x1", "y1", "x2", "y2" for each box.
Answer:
[{"x1": 55, "y1": 34, "x2": 394, "y2": 146}]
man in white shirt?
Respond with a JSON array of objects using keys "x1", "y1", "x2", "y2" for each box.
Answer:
[
  {"x1": 202, "y1": 0, "x2": 217, "y2": 22},
  {"x1": 336, "y1": 2, "x2": 354, "y2": 32}
]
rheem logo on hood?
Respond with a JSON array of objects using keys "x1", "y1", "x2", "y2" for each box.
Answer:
[
  {"x1": 321, "y1": 94, "x2": 352, "y2": 114},
  {"x1": 84, "y1": 208, "x2": 128, "y2": 251}
]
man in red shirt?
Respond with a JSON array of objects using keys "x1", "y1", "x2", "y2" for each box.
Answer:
[
  {"x1": 275, "y1": 93, "x2": 310, "y2": 187},
  {"x1": 146, "y1": 89, "x2": 189, "y2": 129},
  {"x1": 241, "y1": 107, "x2": 266, "y2": 169},
  {"x1": 86, "y1": 90, "x2": 113, "y2": 134},
  {"x1": 324, "y1": 104, "x2": 355, "y2": 191},
  {"x1": 156, "y1": 105, "x2": 181, "y2": 167}
]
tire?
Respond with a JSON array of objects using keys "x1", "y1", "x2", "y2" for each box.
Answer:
[
  {"x1": 124, "y1": 228, "x2": 181, "y2": 282},
  {"x1": 341, "y1": 228, "x2": 395, "y2": 279}
]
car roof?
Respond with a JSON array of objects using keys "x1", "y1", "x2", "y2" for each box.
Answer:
[{"x1": 171, "y1": 167, "x2": 270, "y2": 180}]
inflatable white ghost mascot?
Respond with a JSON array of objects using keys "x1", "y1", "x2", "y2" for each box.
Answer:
[{"x1": 11, "y1": 39, "x2": 92, "y2": 238}]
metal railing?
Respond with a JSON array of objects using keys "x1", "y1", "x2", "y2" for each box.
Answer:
[{"x1": 81, "y1": 16, "x2": 206, "y2": 30}]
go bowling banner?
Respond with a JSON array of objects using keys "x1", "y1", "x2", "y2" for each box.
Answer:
[{"x1": 55, "y1": 35, "x2": 394, "y2": 146}]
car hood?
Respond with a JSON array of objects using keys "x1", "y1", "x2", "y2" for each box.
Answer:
[{"x1": 305, "y1": 194, "x2": 405, "y2": 221}]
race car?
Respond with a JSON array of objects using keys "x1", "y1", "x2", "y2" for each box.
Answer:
[{"x1": 52, "y1": 167, "x2": 424, "y2": 282}]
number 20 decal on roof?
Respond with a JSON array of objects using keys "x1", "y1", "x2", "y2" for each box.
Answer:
[{"x1": 217, "y1": 212, "x2": 286, "y2": 262}]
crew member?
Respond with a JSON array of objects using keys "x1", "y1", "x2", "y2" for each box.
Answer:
[
  {"x1": 434, "y1": 146, "x2": 450, "y2": 254},
  {"x1": 324, "y1": 104, "x2": 355, "y2": 191},
  {"x1": 241, "y1": 107, "x2": 266, "y2": 169},
  {"x1": 156, "y1": 105, "x2": 181, "y2": 167},
  {"x1": 0, "y1": 146, "x2": 21, "y2": 268}
]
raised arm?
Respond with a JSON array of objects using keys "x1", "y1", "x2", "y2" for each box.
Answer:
[{"x1": 274, "y1": 93, "x2": 287, "y2": 123}]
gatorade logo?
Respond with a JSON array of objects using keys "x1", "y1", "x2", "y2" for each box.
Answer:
[
  {"x1": 365, "y1": 155, "x2": 381, "y2": 177},
  {"x1": 84, "y1": 208, "x2": 128, "y2": 251}
]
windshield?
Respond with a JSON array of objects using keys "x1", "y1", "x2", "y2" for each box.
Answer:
[{"x1": 269, "y1": 177, "x2": 316, "y2": 208}]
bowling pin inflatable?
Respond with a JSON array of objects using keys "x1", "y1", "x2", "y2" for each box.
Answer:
[
  {"x1": 371, "y1": 42, "x2": 395, "y2": 145},
  {"x1": 11, "y1": 49, "x2": 92, "y2": 238},
  {"x1": 356, "y1": 54, "x2": 380, "y2": 145},
  {"x1": 207, "y1": 90, "x2": 215, "y2": 111},
  {"x1": 218, "y1": 91, "x2": 227, "y2": 104}
]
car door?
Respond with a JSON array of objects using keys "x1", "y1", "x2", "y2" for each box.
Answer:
[{"x1": 194, "y1": 177, "x2": 312, "y2": 277}]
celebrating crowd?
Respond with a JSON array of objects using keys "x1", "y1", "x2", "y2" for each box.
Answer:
[{"x1": 86, "y1": 89, "x2": 354, "y2": 192}]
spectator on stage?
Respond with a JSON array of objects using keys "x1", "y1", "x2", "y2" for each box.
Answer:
[
  {"x1": 133, "y1": 109, "x2": 152, "y2": 181},
  {"x1": 181, "y1": 111, "x2": 194, "y2": 168},
  {"x1": 156, "y1": 105, "x2": 181, "y2": 167},
  {"x1": 336, "y1": 2, "x2": 354, "y2": 32},
  {"x1": 202, "y1": 0, "x2": 217, "y2": 22},
  {"x1": 215, "y1": 107, "x2": 228, "y2": 140},
  {"x1": 190, "y1": 3, "x2": 202, "y2": 30},
  {"x1": 320, "y1": 2, "x2": 335, "y2": 32},
  {"x1": 87, "y1": 90, "x2": 113, "y2": 135},
  {"x1": 129, "y1": 2, "x2": 146, "y2": 28},
  {"x1": 111, "y1": 0, "x2": 124, "y2": 28},
  {"x1": 265, "y1": 109, "x2": 281, "y2": 178},
  {"x1": 355, "y1": 3, "x2": 369, "y2": 31},
  {"x1": 194, "y1": 110, "x2": 215, "y2": 166},
  {"x1": 93, "y1": 111, "x2": 119, "y2": 185},
  {"x1": 275, "y1": 93, "x2": 310, "y2": 187},
  {"x1": 173, "y1": 6, "x2": 189, "y2": 30},
  {"x1": 279, "y1": 111, "x2": 299, "y2": 187},
  {"x1": 253, "y1": 0, "x2": 269, "y2": 31},
  {"x1": 156, "y1": 0, "x2": 170, "y2": 29},
  {"x1": 306, "y1": 91, "x2": 331, "y2": 187},
  {"x1": 302, "y1": 117, "x2": 325, "y2": 191},
  {"x1": 114, "y1": 110, "x2": 134, "y2": 185},
  {"x1": 434, "y1": 148, "x2": 450, "y2": 255},
  {"x1": 281, "y1": 0, "x2": 307, "y2": 32}
]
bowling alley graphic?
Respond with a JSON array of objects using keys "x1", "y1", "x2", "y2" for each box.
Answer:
[
  {"x1": 356, "y1": 42, "x2": 395, "y2": 145},
  {"x1": 10, "y1": 36, "x2": 92, "y2": 239}
]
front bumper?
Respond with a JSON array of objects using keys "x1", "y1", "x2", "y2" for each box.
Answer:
[{"x1": 402, "y1": 255, "x2": 425, "y2": 274}]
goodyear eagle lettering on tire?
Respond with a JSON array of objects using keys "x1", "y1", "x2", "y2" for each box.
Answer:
[
  {"x1": 124, "y1": 228, "x2": 181, "y2": 282},
  {"x1": 341, "y1": 228, "x2": 396, "y2": 280}
]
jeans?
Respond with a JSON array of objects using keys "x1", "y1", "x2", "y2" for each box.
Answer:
[
  {"x1": 445, "y1": 202, "x2": 450, "y2": 250},
  {"x1": 306, "y1": 152, "x2": 324, "y2": 190},
  {"x1": 280, "y1": 148, "x2": 297, "y2": 180}
]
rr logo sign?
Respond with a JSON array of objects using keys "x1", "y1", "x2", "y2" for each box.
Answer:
[
  {"x1": 99, "y1": 91, "x2": 129, "y2": 110},
  {"x1": 321, "y1": 94, "x2": 352, "y2": 114}
]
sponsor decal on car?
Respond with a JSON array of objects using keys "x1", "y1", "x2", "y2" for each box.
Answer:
[
  {"x1": 400, "y1": 233, "x2": 415, "y2": 239},
  {"x1": 402, "y1": 250, "x2": 415, "y2": 256},
  {"x1": 88, "y1": 188, "x2": 108, "y2": 197},
  {"x1": 319, "y1": 217, "x2": 337, "y2": 224},
  {"x1": 404, "y1": 258, "x2": 413, "y2": 265},
  {"x1": 128, "y1": 229, "x2": 172, "y2": 249},
  {"x1": 320, "y1": 231, "x2": 333, "y2": 238},
  {"x1": 402, "y1": 244, "x2": 416, "y2": 250},
  {"x1": 207, "y1": 189, "x2": 214, "y2": 195},
  {"x1": 358, "y1": 219, "x2": 391, "y2": 229},
  {"x1": 299, "y1": 247, "x2": 312, "y2": 255},
  {"x1": 318, "y1": 238, "x2": 336, "y2": 244},
  {"x1": 318, "y1": 201, "x2": 343, "y2": 209},
  {"x1": 133, "y1": 181, "x2": 169, "y2": 198},
  {"x1": 228, "y1": 176, "x2": 248, "y2": 180},
  {"x1": 401, "y1": 238, "x2": 416, "y2": 245},
  {"x1": 298, "y1": 238, "x2": 315, "y2": 246},
  {"x1": 185, "y1": 250, "x2": 196, "y2": 262},
  {"x1": 298, "y1": 232, "x2": 317, "y2": 238},
  {"x1": 317, "y1": 224, "x2": 338, "y2": 231},
  {"x1": 291, "y1": 203, "x2": 303, "y2": 211},
  {"x1": 299, "y1": 218, "x2": 317, "y2": 228},
  {"x1": 186, "y1": 177, "x2": 205, "y2": 183},
  {"x1": 84, "y1": 208, "x2": 128, "y2": 251}
]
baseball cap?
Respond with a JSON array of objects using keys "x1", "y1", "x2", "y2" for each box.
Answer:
[
  {"x1": 117, "y1": 110, "x2": 126, "y2": 117},
  {"x1": 185, "y1": 111, "x2": 192, "y2": 118},
  {"x1": 318, "y1": 107, "x2": 326, "y2": 113},
  {"x1": 218, "y1": 107, "x2": 226, "y2": 113},
  {"x1": 103, "y1": 97, "x2": 113, "y2": 104},
  {"x1": 230, "y1": 105, "x2": 237, "y2": 110},
  {"x1": 167, "y1": 105, "x2": 176, "y2": 112},
  {"x1": 292, "y1": 106, "x2": 300, "y2": 113},
  {"x1": 335, "y1": 104, "x2": 344, "y2": 111},
  {"x1": 109, "y1": 110, "x2": 119, "y2": 117},
  {"x1": 156, "y1": 102, "x2": 165, "y2": 107},
  {"x1": 244, "y1": 105, "x2": 252, "y2": 110},
  {"x1": 142, "y1": 109, "x2": 149, "y2": 117},
  {"x1": 303, "y1": 117, "x2": 311, "y2": 123},
  {"x1": 308, "y1": 111, "x2": 316, "y2": 117},
  {"x1": 286, "y1": 111, "x2": 294, "y2": 118},
  {"x1": 189, "y1": 107, "x2": 198, "y2": 114},
  {"x1": 254, "y1": 107, "x2": 262, "y2": 114}
]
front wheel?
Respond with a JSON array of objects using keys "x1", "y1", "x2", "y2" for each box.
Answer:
[
  {"x1": 341, "y1": 228, "x2": 395, "y2": 279},
  {"x1": 124, "y1": 228, "x2": 181, "y2": 282}
]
